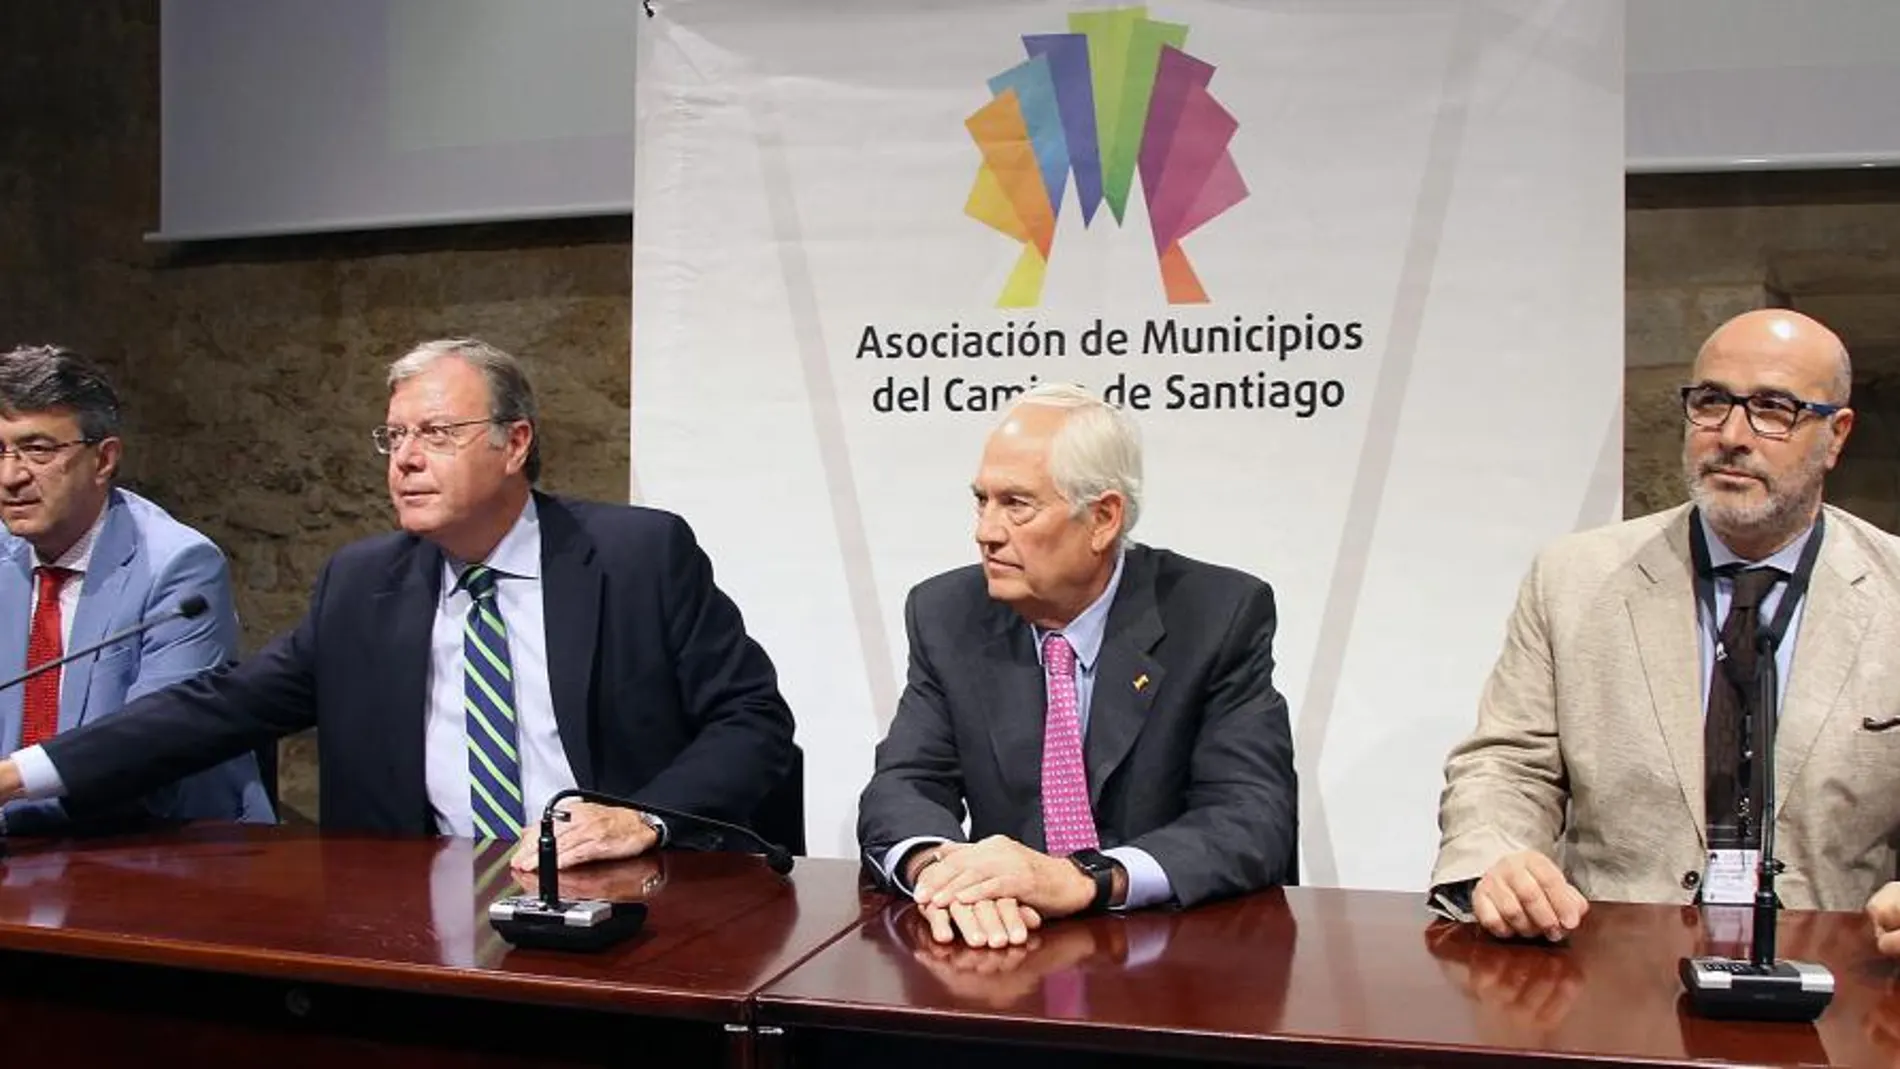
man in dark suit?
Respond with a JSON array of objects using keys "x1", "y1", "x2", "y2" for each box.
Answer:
[
  {"x1": 858, "y1": 384, "x2": 1296, "y2": 948},
  {"x1": 0, "y1": 338, "x2": 794, "y2": 871}
]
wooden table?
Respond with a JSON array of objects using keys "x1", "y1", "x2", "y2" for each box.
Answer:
[
  {"x1": 11, "y1": 827, "x2": 1900, "y2": 1067},
  {"x1": 0, "y1": 824, "x2": 878, "y2": 1067},
  {"x1": 756, "y1": 886, "x2": 1900, "y2": 1067}
]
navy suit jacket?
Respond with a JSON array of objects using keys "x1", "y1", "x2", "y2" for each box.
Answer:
[
  {"x1": 45, "y1": 494, "x2": 794, "y2": 838},
  {"x1": 0, "y1": 489, "x2": 271, "y2": 833}
]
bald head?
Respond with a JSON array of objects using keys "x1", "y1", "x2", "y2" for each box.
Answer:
[
  {"x1": 1695, "y1": 309, "x2": 1852, "y2": 404},
  {"x1": 1683, "y1": 308, "x2": 1856, "y2": 560}
]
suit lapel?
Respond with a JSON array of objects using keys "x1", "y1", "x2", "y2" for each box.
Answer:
[
  {"x1": 537, "y1": 495, "x2": 599, "y2": 786},
  {"x1": 374, "y1": 539, "x2": 440, "y2": 819},
  {"x1": 1624, "y1": 510, "x2": 1707, "y2": 845},
  {"x1": 0, "y1": 542, "x2": 29, "y2": 753},
  {"x1": 1085, "y1": 548, "x2": 1163, "y2": 802},
  {"x1": 64, "y1": 493, "x2": 133, "y2": 731},
  {"x1": 1775, "y1": 513, "x2": 1873, "y2": 811}
]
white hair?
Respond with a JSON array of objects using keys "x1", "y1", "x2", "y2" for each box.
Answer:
[{"x1": 1001, "y1": 382, "x2": 1144, "y2": 537}]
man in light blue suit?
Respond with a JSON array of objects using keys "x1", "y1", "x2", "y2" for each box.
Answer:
[{"x1": 0, "y1": 345, "x2": 271, "y2": 834}]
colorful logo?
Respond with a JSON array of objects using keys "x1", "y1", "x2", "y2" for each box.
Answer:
[{"x1": 965, "y1": 6, "x2": 1247, "y2": 308}]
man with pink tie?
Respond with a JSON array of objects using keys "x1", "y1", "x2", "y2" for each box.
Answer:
[{"x1": 857, "y1": 384, "x2": 1298, "y2": 948}]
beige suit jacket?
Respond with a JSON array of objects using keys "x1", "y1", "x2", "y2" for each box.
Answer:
[{"x1": 1432, "y1": 503, "x2": 1900, "y2": 910}]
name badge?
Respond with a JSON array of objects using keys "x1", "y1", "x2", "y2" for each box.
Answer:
[{"x1": 1703, "y1": 848, "x2": 1760, "y2": 905}]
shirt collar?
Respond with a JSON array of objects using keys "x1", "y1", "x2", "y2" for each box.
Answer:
[
  {"x1": 1032, "y1": 548, "x2": 1127, "y2": 673},
  {"x1": 36, "y1": 498, "x2": 110, "y2": 575},
  {"x1": 441, "y1": 495, "x2": 541, "y2": 599},
  {"x1": 1699, "y1": 511, "x2": 1814, "y2": 575}
]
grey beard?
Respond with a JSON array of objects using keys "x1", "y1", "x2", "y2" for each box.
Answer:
[
  {"x1": 1683, "y1": 447, "x2": 1828, "y2": 554},
  {"x1": 1689, "y1": 477, "x2": 1817, "y2": 543}
]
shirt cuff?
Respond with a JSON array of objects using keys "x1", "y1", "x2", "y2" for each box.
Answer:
[
  {"x1": 639, "y1": 811, "x2": 669, "y2": 847},
  {"x1": 1103, "y1": 846, "x2": 1172, "y2": 911},
  {"x1": 14, "y1": 745, "x2": 66, "y2": 800},
  {"x1": 1428, "y1": 878, "x2": 1478, "y2": 923},
  {"x1": 880, "y1": 836, "x2": 951, "y2": 894}
]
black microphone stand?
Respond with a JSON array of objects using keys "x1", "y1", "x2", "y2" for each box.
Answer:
[
  {"x1": 1749, "y1": 630, "x2": 1779, "y2": 970},
  {"x1": 0, "y1": 594, "x2": 209, "y2": 694},
  {"x1": 1677, "y1": 626, "x2": 1834, "y2": 1021},
  {"x1": 488, "y1": 788, "x2": 793, "y2": 952}
]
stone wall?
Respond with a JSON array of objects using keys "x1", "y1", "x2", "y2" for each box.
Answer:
[
  {"x1": 0, "y1": 2, "x2": 629, "y2": 820},
  {"x1": 3, "y1": 4, "x2": 1897, "y2": 821},
  {"x1": 1627, "y1": 173, "x2": 1900, "y2": 531}
]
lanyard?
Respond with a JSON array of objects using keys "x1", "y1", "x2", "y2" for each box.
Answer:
[{"x1": 1688, "y1": 509, "x2": 1825, "y2": 654}]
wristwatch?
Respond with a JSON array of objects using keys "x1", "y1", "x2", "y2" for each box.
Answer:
[{"x1": 1068, "y1": 848, "x2": 1117, "y2": 913}]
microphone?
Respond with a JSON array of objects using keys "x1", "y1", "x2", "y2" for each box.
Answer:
[
  {"x1": 488, "y1": 787, "x2": 794, "y2": 952},
  {"x1": 1679, "y1": 629, "x2": 1834, "y2": 1022},
  {"x1": 0, "y1": 594, "x2": 209, "y2": 694}
]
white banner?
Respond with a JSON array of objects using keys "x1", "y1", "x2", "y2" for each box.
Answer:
[{"x1": 631, "y1": 0, "x2": 1623, "y2": 889}]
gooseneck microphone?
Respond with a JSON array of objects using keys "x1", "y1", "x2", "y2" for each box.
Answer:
[
  {"x1": 587, "y1": 790, "x2": 796, "y2": 875},
  {"x1": 0, "y1": 594, "x2": 209, "y2": 695},
  {"x1": 0, "y1": 594, "x2": 209, "y2": 861},
  {"x1": 488, "y1": 787, "x2": 795, "y2": 952},
  {"x1": 1679, "y1": 625, "x2": 1835, "y2": 1022}
]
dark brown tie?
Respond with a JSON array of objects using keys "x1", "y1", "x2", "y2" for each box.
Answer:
[{"x1": 1704, "y1": 567, "x2": 1783, "y2": 849}]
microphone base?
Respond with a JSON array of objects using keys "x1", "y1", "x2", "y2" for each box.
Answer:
[
  {"x1": 1679, "y1": 956, "x2": 1834, "y2": 1022},
  {"x1": 488, "y1": 896, "x2": 648, "y2": 952}
]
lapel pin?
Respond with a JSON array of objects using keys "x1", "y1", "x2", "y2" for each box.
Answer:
[{"x1": 1134, "y1": 674, "x2": 1151, "y2": 692}]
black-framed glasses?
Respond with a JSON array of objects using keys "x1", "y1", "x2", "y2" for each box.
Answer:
[
  {"x1": 371, "y1": 418, "x2": 498, "y2": 456},
  {"x1": 1680, "y1": 384, "x2": 1842, "y2": 440},
  {"x1": 0, "y1": 438, "x2": 98, "y2": 467}
]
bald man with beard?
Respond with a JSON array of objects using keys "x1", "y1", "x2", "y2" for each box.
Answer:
[{"x1": 1430, "y1": 309, "x2": 1900, "y2": 944}]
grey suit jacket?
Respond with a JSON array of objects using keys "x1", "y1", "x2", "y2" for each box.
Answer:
[
  {"x1": 857, "y1": 543, "x2": 1298, "y2": 908},
  {"x1": 1433, "y1": 503, "x2": 1900, "y2": 910}
]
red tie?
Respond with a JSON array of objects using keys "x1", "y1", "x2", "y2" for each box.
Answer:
[{"x1": 21, "y1": 567, "x2": 73, "y2": 747}]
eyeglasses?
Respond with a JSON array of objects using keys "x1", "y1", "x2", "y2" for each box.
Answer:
[
  {"x1": 1680, "y1": 384, "x2": 1842, "y2": 440},
  {"x1": 973, "y1": 491, "x2": 1057, "y2": 527},
  {"x1": 0, "y1": 438, "x2": 97, "y2": 467},
  {"x1": 371, "y1": 418, "x2": 499, "y2": 456}
]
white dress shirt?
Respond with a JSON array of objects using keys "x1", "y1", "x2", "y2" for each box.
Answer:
[
  {"x1": 31, "y1": 504, "x2": 108, "y2": 659},
  {"x1": 425, "y1": 496, "x2": 577, "y2": 838}
]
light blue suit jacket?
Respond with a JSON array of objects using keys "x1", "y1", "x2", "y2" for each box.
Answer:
[{"x1": 0, "y1": 488, "x2": 273, "y2": 832}]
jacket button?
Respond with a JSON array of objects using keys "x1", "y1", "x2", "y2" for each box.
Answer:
[{"x1": 1682, "y1": 870, "x2": 1700, "y2": 890}]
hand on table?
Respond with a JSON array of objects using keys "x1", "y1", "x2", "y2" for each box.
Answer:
[
  {"x1": 1472, "y1": 851, "x2": 1588, "y2": 943},
  {"x1": 510, "y1": 801, "x2": 659, "y2": 872}
]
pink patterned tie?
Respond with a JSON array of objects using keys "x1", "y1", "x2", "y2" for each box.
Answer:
[{"x1": 1040, "y1": 633, "x2": 1099, "y2": 854}]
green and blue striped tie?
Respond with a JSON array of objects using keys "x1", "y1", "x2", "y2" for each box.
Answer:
[{"x1": 461, "y1": 565, "x2": 524, "y2": 839}]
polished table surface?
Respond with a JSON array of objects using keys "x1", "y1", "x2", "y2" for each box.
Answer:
[
  {"x1": 14, "y1": 827, "x2": 1900, "y2": 1067},
  {"x1": 0, "y1": 823, "x2": 877, "y2": 1023},
  {"x1": 757, "y1": 885, "x2": 1900, "y2": 1067}
]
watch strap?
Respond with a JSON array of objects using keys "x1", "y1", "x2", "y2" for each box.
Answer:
[{"x1": 1069, "y1": 849, "x2": 1115, "y2": 913}]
